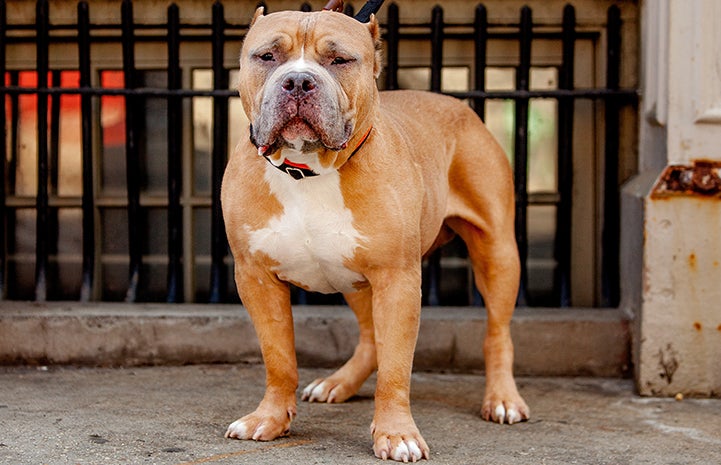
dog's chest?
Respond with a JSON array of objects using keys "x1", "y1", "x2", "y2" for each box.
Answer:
[{"x1": 247, "y1": 164, "x2": 365, "y2": 294}]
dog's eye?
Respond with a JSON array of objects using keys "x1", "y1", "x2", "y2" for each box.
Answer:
[
  {"x1": 331, "y1": 56, "x2": 352, "y2": 66},
  {"x1": 258, "y1": 52, "x2": 275, "y2": 62}
]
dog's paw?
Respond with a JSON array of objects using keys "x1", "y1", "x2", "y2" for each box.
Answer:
[
  {"x1": 301, "y1": 378, "x2": 355, "y2": 403},
  {"x1": 225, "y1": 408, "x2": 295, "y2": 441},
  {"x1": 371, "y1": 421, "x2": 429, "y2": 462},
  {"x1": 481, "y1": 395, "x2": 530, "y2": 425}
]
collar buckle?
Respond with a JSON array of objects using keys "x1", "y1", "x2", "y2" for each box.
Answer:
[{"x1": 277, "y1": 160, "x2": 318, "y2": 179}]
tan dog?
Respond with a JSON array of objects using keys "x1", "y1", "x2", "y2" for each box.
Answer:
[{"x1": 221, "y1": 8, "x2": 529, "y2": 462}]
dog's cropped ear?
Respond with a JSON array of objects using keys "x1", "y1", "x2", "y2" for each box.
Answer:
[
  {"x1": 250, "y1": 6, "x2": 265, "y2": 27},
  {"x1": 366, "y1": 14, "x2": 382, "y2": 78}
]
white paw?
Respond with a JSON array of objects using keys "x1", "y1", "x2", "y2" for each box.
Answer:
[
  {"x1": 225, "y1": 419, "x2": 250, "y2": 439},
  {"x1": 301, "y1": 380, "x2": 328, "y2": 402},
  {"x1": 301, "y1": 379, "x2": 348, "y2": 403},
  {"x1": 224, "y1": 410, "x2": 294, "y2": 441},
  {"x1": 390, "y1": 439, "x2": 424, "y2": 462},
  {"x1": 493, "y1": 404, "x2": 523, "y2": 425},
  {"x1": 372, "y1": 427, "x2": 429, "y2": 463}
]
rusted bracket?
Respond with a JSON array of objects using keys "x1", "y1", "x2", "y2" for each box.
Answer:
[{"x1": 652, "y1": 160, "x2": 721, "y2": 199}]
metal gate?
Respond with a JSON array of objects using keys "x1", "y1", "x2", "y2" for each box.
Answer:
[{"x1": 0, "y1": 0, "x2": 637, "y2": 306}]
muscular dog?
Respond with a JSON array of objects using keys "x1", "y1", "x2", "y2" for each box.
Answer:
[{"x1": 221, "y1": 8, "x2": 529, "y2": 462}]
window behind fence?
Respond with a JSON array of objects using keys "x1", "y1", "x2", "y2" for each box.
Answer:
[{"x1": 0, "y1": 0, "x2": 638, "y2": 306}]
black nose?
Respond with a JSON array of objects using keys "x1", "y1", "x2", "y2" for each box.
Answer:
[{"x1": 281, "y1": 72, "x2": 317, "y2": 96}]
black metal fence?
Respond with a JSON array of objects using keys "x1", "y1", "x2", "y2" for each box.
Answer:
[{"x1": 0, "y1": 0, "x2": 637, "y2": 306}]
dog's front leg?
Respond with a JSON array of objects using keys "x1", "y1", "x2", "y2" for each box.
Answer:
[
  {"x1": 368, "y1": 269, "x2": 430, "y2": 462},
  {"x1": 225, "y1": 269, "x2": 298, "y2": 441}
]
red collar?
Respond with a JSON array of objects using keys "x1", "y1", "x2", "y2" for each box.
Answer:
[
  {"x1": 266, "y1": 126, "x2": 373, "y2": 180},
  {"x1": 348, "y1": 125, "x2": 374, "y2": 160}
]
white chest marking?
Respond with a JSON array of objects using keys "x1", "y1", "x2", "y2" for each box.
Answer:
[{"x1": 247, "y1": 163, "x2": 365, "y2": 294}]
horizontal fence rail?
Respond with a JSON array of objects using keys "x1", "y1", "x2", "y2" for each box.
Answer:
[{"x1": 0, "y1": 0, "x2": 637, "y2": 306}]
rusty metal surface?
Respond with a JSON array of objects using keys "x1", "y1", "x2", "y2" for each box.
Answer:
[{"x1": 652, "y1": 160, "x2": 721, "y2": 198}]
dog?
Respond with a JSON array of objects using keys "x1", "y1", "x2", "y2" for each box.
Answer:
[{"x1": 221, "y1": 8, "x2": 529, "y2": 462}]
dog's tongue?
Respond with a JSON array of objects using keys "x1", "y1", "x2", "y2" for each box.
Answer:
[{"x1": 281, "y1": 118, "x2": 319, "y2": 144}]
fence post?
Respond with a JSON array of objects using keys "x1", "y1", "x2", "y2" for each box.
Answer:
[
  {"x1": 209, "y1": 0, "x2": 228, "y2": 303},
  {"x1": 48, "y1": 70, "x2": 60, "y2": 288},
  {"x1": 166, "y1": 3, "x2": 183, "y2": 303},
  {"x1": 554, "y1": 4, "x2": 575, "y2": 307},
  {"x1": 422, "y1": 5, "x2": 445, "y2": 304},
  {"x1": 601, "y1": 5, "x2": 621, "y2": 307},
  {"x1": 514, "y1": 6, "x2": 532, "y2": 306},
  {"x1": 384, "y1": 2, "x2": 399, "y2": 90},
  {"x1": 430, "y1": 5, "x2": 443, "y2": 92},
  {"x1": 472, "y1": 4, "x2": 487, "y2": 120},
  {"x1": 8, "y1": 72, "x2": 18, "y2": 277},
  {"x1": 0, "y1": 0, "x2": 6, "y2": 300},
  {"x1": 78, "y1": 0, "x2": 95, "y2": 301},
  {"x1": 34, "y1": 0, "x2": 50, "y2": 302},
  {"x1": 121, "y1": 0, "x2": 143, "y2": 302}
]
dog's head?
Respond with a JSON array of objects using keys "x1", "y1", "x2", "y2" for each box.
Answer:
[{"x1": 238, "y1": 9, "x2": 381, "y2": 166}]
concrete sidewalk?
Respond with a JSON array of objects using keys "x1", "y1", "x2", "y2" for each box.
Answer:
[{"x1": 1, "y1": 364, "x2": 720, "y2": 465}]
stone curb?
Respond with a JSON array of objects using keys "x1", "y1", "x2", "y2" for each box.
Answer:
[{"x1": 0, "y1": 302, "x2": 630, "y2": 376}]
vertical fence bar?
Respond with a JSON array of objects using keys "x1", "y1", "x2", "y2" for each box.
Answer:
[
  {"x1": 209, "y1": 0, "x2": 228, "y2": 303},
  {"x1": 425, "y1": 5, "x2": 444, "y2": 303},
  {"x1": 166, "y1": 3, "x2": 183, "y2": 303},
  {"x1": 470, "y1": 4, "x2": 488, "y2": 306},
  {"x1": 385, "y1": 2, "x2": 399, "y2": 90},
  {"x1": 554, "y1": 4, "x2": 575, "y2": 307},
  {"x1": 49, "y1": 70, "x2": 60, "y2": 197},
  {"x1": 0, "y1": 0, "x2": 7, "y2": 301},
  {"x1": 34, "y1": 0, "x2": 50, "y2": 302},
  {"x1": 602, "y1": 5, "x2": 621, "y2": 307},
  {"x1": 48, "y1": 69, "x2": 60, "y2": 270},
  {"x1": 0, "y1": 0, "x2": 6, "y2": 299},
  {"x1": 7, "y1": 72, "x2": 18, "y2": 293},
  {"x1": 121, "y1": 0, "x2": 142, "y2": 302},
  {"x1": 430, "y1": 5, "x2": 443, "y2": 92},
  {"x1": 514, "y1": 6, "x2": 532, "y2": 306},
  {"x1": 425, "y1": 251, "x2": 441, "y2": 306},
  {"x1": 78, "y1": 0, "x2": 94, "y2": 301},
  {"x1": 472, "y1": 4, "x2": 487, "y2": 120},
  {"x1": 9, "y1": 72, "x2": 18, "y2": 194}
]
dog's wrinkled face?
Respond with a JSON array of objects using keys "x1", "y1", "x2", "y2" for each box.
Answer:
[{"x1": 238, "y1": 9, "x2": 381, "y2": 158}]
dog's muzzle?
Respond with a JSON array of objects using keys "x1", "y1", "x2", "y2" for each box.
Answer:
[{"x1": 250, "y1": 65, "x2": 353, "y2": 156}]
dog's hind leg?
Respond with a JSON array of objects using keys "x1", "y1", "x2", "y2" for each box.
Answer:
[
  {"x1": 301, "y1": 287, "x2": 377, "y2": 403},
  {"x1": 446, "y1": 216, "x2": 530, "y2": 425}
]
